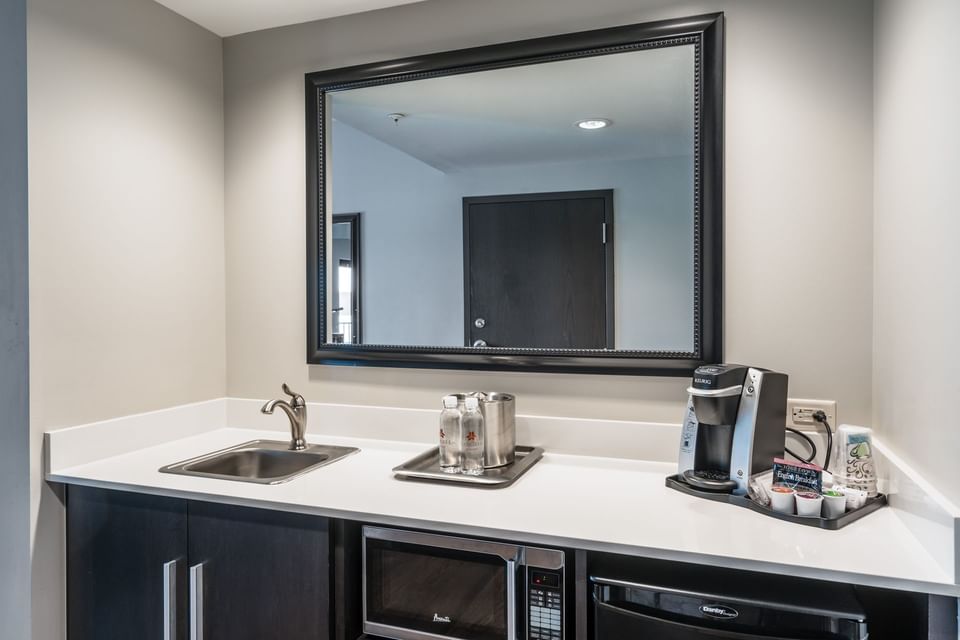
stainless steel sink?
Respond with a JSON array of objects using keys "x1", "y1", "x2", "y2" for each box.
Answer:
[{"x1": 159, "y1": 440, "x2": 359, "y2": 484}]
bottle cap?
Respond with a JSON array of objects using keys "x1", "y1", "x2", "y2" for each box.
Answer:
[
  {"x1": 442, "y1": 395, "x2": 459, "y2": 409},
  {"x1": 464, "y1": 397, "x2": 480, "y2": 410}
]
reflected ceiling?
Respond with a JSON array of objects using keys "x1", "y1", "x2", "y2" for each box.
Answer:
[{"x1": 331, "y1": 45, "x2": 695, "y2": 172}]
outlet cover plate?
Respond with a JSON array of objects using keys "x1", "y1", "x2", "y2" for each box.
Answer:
[{"x1": 787, "y1": 398, "x2": 837, "y2": 429}]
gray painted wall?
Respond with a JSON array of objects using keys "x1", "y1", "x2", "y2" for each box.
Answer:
[
  {"x1": 0, "y1": 0, "x2": 30, "y2": 637},
  {"x1": 332, "y1": 120, "x2": 694, "y2": 349}
]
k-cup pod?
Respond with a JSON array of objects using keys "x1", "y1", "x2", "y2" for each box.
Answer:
[
  {"x1": 769, "y1": 484, "x2": 796, "y2": 514},
  {"x1": 795, "y1": 491, "x2": 823, "y2": 517},
  {"x1": 821, "y1": 489, "x2": 846, "y2": 518}
]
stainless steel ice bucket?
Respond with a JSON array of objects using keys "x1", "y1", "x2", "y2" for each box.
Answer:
[
  {"x1": 451, "y1": 392, "x2": 517, "y2": 468},
  {"x1": 475, "y1": 392, "x2": 516, "y2": 468}
]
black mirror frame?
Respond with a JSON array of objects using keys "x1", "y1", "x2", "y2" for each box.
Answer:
[{"x1": 306, "y1": 13, "x2": 724, "y2": 376}]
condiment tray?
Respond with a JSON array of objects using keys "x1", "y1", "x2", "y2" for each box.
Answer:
[
  {"x1": 393, "y1": 445, "x2": 544, "y2": 488},
  {"x1": 665, "y1": 474, "x2": 887, "y2": 530}
]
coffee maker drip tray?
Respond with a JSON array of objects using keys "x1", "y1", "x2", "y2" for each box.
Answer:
[{"x1": 681, "y1": 469, "x2": 738, "y2": 492}]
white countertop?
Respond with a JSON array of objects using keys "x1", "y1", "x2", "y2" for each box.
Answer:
[{"x1": 47, "y1": 425, "x2": 959, "y2": 596}]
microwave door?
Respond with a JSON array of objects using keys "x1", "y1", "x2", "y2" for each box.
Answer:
[{"x1": 363, "y1": 527, "x2": 522, "y2": 640}]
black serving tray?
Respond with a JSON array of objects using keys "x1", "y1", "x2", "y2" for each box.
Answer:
[{"x1": 665, "y1": 474, "x2": 887, "y2": 530}]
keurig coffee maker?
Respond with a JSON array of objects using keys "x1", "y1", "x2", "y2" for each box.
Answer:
[{"x1": 676, "y1": 364, "x2": 788, "y2": 495}]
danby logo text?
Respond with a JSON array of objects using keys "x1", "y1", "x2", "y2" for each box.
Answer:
[
  {"x1": 699, "y1": 604, "x2": 739, "y2": 619},
  {"x1": 433, "y1": 614, "x2": 452, "y2": 623}
]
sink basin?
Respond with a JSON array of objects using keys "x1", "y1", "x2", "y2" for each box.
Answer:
[{"x1": 159, "y1": 439, "x2": 359, "y2": 484}]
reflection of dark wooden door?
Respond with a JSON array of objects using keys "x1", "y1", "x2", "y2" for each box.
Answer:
[{"x1": 463, "y1": 190, "x2": 613, "y2": 349}]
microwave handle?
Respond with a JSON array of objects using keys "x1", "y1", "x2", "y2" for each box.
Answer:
[{"x1": 506, "y1": 558, "x2": 517, "y2": 640}]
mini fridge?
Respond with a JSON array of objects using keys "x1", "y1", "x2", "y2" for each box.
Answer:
[{"x1": 592, "y1": 574, "x2": 868, "y2": 640}]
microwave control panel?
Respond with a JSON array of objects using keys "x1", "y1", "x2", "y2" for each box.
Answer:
[{"x1": 527, "y1": 569, "x2": 563, "y2": 640}]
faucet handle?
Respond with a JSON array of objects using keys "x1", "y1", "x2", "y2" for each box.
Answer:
[{"x1": 281, "y1": 383, "x2": 305, "y2": 407}]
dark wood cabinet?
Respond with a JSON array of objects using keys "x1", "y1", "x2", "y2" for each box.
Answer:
[
  {"x1": 67, "y1": 487, "x2": 330, "y2": 640},
  {"x1": 68, "y1": 487, "x2": 188, "y2": 640},
  {"x1": 188, "y1": 500, "x2": 330, "y2": 640},
  {"x1": 67, "y1": 487, "x2": 954, "y2": 640}
]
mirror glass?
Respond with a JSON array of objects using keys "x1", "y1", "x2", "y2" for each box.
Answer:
[{"x1": 327, "y1": 44, "x2": 696, "y2": 351}]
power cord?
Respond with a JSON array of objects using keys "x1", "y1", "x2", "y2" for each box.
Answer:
[
  {"x1": 785, "y1": 428, "x2": 818, "y2": 464},
  {"x1": 812, "y1": 410, "x2": 834, "y2": 472},
  {"x1": 784, "y1": 411, "x2": 834, "y2": 470}
]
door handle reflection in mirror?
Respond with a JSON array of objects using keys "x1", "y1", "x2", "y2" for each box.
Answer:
[{"x1": 473, "y1": 339, "x2": 488, "y2": 347}]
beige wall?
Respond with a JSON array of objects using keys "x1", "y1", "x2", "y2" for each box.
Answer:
[
  {"x1": 27, "y1": 0, "x2": 225, "y2": 636},
  {"x1": 874, "y1": 0, "x2": 960, "y2": 505},
  {"x1": 223, "y1": 0, "x2": 874, "y2": 424}
]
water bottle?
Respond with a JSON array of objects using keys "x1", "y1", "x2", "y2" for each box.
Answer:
[
  {"x1": 461, "y1": 396, "x2": 485, "y2": 475},
  {"x1": 438, "y1": 395, "x2": 462, "y2": 473}
]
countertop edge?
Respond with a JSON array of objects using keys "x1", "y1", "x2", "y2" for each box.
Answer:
[
  {"x1": 44, "y1": 402, "x2": 959, "y2": 597},
  {"x1": 47, "y1": 471, "x2": 960, "y2": 598}
]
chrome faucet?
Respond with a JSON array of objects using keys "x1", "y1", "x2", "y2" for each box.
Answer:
[{"x1": 261, "y1": 383, "x2": 308, "y2": 451}]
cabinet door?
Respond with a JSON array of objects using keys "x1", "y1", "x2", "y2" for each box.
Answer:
[
  {"x1": 187, "y1": 501, "x2": 330, "y2": 640},
  {"x1": 68, "y1": 486, "x2": 188, "y2": 640}
]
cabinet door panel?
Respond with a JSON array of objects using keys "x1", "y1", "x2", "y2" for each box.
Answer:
[
  {"x1": 188, "y1": 501, "x2": 330, "y2": 640},
  {"x1": 67, "y1": 486, "x2": 188, "y2": 640}
]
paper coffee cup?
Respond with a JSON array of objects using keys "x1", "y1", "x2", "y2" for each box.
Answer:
[{"x1": 835, "y1": 425, "x2": 878, "y2": 497}]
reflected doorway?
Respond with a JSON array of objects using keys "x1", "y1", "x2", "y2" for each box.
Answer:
[
  {"x1": 462, "y1": 190, "x2": 614, "y2": 349},
  {"x1": 332, "y1": 213, "x2": 361, "y2": 344}
]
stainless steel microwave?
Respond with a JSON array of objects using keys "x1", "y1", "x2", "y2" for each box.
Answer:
[{"x1": 362, "y1": 526, "x2": 566, "y2": 640}]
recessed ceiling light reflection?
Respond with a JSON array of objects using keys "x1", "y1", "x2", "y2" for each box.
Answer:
[{"x1": 576, "y1": 118, "x2": 612, "y2": 130}]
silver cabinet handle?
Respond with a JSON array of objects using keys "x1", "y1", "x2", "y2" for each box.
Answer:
[
  {"x1": 473, "y1": 339, "x2": 488, "y2": 347},
  {"x1": 163, "y1": 560, "x2": 177, "y2": 640},
  {"x1": 189, "y1": 563, "x2": 204, "y2": 640},
  {"x1": 506, "y1": 558, "x2": 517, "y2": 640}
]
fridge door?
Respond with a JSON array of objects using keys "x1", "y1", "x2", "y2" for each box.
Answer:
[
  {"x1": 596, "y1": 600, "x2": 825, "y2": 640},
  {"x1": 592, "y1": 579, "x2": 867, "y2": 640}
]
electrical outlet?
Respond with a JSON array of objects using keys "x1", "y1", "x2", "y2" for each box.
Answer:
[{"x1": 787, "y1": 398, "x2": 837, "y2": 429}]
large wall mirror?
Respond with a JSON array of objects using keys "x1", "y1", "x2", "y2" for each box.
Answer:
[{"x1": 306, "y1": 14, "x2": 723, "y2": 375}]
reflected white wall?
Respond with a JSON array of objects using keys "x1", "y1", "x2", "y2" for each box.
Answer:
[{"x1": 332, "y1": 120, "x2": 694, "y2": 349}]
